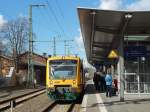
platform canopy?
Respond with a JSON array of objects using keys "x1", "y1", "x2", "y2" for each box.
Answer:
[{"x1": 77, "y1": 8, "x2": 150, "y2": 64}]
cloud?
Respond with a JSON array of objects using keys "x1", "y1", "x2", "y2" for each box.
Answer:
[
  {"x1": 74, "y1": 28, "x2": 85, "y2": 53},
  {"x1": 98, "y1": 0, "x2": 123, "y2": 10},
  {"x1": 2, "y1": 39, "x2": 8, "y2": 45},
  {"x1": 97, "y1": 0, "x2": 150, "y2": 11},
  {"x1": 127, "y1": 0, "x2": 150, "y2": 11},
  {"x1": 0, "y1": 15, "x2": 7, "y2": 29}
]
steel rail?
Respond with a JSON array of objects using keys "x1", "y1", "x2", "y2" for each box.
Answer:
[
  {"x1": 41, "y1": 102, "x2": 76, "y2": 112},
  {"x1": 40, "y1": 101, "x2": 57, "y2": 112},
  {"x1": 67, "y1": 103, "x2": 75, "y2": 112},
  {"x1": 0, "y1": 87, "x2": 46, "y2": 112}
]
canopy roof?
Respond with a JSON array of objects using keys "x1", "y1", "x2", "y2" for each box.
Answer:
[{"x1": 77, "y1": 8, "x2": 150, "y2": 64}]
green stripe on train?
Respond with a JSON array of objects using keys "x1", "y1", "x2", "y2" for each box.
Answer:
[{"x1": 47, "y1": 92, "x2": 79, "y2": 100}]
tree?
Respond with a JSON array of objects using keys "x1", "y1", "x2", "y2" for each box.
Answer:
[
  {"x1": 0, "y1": 41, "x2": 4, "y2": 53},
  {"x1": 0, "y1": 32, "x2": 5, "y2": 55},
  {"x1": 2, "y1": 17, "x2": 29, "y2": 73}
]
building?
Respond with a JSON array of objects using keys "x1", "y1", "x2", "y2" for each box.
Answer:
[
  {"x1": 78, "y1": 8, "x2": 150, "y2": 101},
  {"x1": 0, "y1": 52, "x2": 47, "y2": 86},
  {"x1": 0, "y1": 55, "x2": 13, "y2": 77},
  {"x1": 18, "y1": 52, "x2": 47, "y2": 85}
]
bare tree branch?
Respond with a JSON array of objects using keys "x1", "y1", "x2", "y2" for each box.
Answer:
[{"x1": 2, "y1": 17, "x2": 29, "y2": 72}]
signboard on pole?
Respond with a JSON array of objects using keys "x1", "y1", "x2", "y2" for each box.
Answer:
[{"x1": 108, "y1": 50, "x2": 118, "y2": 58}]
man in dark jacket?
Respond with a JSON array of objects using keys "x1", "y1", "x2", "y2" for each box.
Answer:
[{"x1": 93, "y1": 72, "x2": 99, "y2": 90}]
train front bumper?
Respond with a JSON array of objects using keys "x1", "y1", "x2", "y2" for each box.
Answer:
[{"x1": 47, "y1": 87, "x2": 80, "y2": 100}]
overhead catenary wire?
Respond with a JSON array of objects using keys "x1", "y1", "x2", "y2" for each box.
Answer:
[
  {"x1": 33, "y1": 39, "x2": 74, "y2": 43},
  {"x1": 54, "y1": 0, "x2": 76, "y2": 39},
  {"x1": 36, "y1": 1, "x2": 76, "y2": 52},
  {"x1": 33, "y1": 39, "x2": 74, "y2": 56},
  {"x1": 46, "y1": 0, "x2": 67, "y2": 38},
  {"x1": 53, "y1": 0, "x2": 80, "y2": 52},
  {"x1": 30, "y1": 1, "x2": 77, "y2": 56},
  {"x1": 34, "y1": 7, "x2": 61, "y2": 38},
  {"x1": 32, "y1": 2, "x2": 63, "y2": 39},
  {"x1": 55, "y1": 0, "x2": 64, "y2": 19},
  {"x1": 31, "y1": 5, "x2": 63, "y2": 55},
  {"x1": 37, "y1": 8, "x2": 57, "y2": 33}
]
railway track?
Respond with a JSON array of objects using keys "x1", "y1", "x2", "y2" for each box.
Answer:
[
  {"x1": 0, "y1": 88, "x2": 46, "y2": 112},
  {"x1": 41, "y1": 98, "x2": 82, "y2": 112},
  {"x1": 0, "y1": 88, "x2": 83, "y2": 112},
  {"x1": 41, "y1": 92, "x2": 84, "y2": 112},
  {"x1": 42, "y1": 101, "x2": 77, "y2": 112}
]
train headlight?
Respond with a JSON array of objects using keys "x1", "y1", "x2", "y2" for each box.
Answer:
[
  {"x1": 73, "y1": 80, "x2": 76, "y2": 85},
  {"x1": 50, "y1": 81, "x2": 53, "y2": 85}
]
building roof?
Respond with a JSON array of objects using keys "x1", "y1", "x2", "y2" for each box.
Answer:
[
  {"x1": 0, "y1": 55, "x2": 13, "y2": 61},
  {"x1": 19, "y1": 51, "x2": 47, "y2": 59},
  {"x1": 19, "y1": 51, "x2": 47, "y2": 67},
  {"x1": 77, "y1": 8, "x2": 150, "y2": 64}
]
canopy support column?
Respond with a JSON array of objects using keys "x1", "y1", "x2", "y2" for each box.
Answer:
[{"x1": 118, "y1": 35, "x2": 124, "y2": 101}]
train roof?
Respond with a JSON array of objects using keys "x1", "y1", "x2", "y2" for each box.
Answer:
[{"x1": 47, "y1": 55, "x2": 81, "y2": 60}]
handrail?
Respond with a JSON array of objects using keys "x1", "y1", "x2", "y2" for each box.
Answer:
[{"x1": 0, "y1": 87, "x2": 46, "y2": 112}]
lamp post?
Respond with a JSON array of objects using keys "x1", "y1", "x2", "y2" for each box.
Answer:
[{"x1": 119, "y1": 13, "x2": 132, "y2": 101}]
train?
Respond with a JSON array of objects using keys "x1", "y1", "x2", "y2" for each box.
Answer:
[{"x1": 46, "y1": 56, "x2": 85, "y2": 100}]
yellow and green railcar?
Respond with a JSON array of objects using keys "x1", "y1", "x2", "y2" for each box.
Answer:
[{"x1": 46, "y1": 56, "x2": 85, "y2": 100}]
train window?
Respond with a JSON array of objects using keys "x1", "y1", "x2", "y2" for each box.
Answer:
[
  {"x1": 50, "y1": 60, "x2": 77, "y2": 65},
  {"x1": 49, "y1": 60, "x2": 77, "y2": 79}
]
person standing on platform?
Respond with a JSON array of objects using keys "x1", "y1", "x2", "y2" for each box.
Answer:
[
  {"x1": 113, "y1": 77, "x2": 118, "y2": 95},
  {"x1": 105, "y1": 69, "x2": 112, "y2": 97},
  {"x1": 100, "y1": 72, "x2": 106, "y2": 92},
  {"x1": 93, "y1": 72, "x2": 99, "y2": 91}
]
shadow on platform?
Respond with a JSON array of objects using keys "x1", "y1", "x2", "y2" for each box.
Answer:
[
  {"x1": 85, "y1": 84, "x2": 105, "y2": 94},
  {"x1": 85, "y1": 95, "x2": 150, "y2": 109},
  {"x1": 84, "y1": 83, "x2": 150, "y2": 108}
]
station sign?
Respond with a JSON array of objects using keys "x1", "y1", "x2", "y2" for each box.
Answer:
[
  {"x1": 108, "y1": 50, "x2": 118, "y2": 58},
  {"x1": 124, "y1": 46, "x2": 146, "y2": 57}
]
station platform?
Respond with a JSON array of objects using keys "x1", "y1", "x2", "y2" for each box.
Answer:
[{"x1": 81, "y1": 80, "x2": 150, "y2": 112}]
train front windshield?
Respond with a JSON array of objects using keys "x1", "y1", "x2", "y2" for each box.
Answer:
[{"x1": 49, "y1": 60, "x2": 77, "y2": 79}]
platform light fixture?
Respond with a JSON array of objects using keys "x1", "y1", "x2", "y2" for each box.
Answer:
[{"x1": 125, "y1": 13, "x2": 133, "y2": 19}]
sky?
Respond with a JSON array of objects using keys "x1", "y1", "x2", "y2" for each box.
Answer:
[{"x1": 1, "y1": 0, "x2": 150, "y2": 62}]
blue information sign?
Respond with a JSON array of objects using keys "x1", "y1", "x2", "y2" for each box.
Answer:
[
  {"x1": 124, "y1": 46, "x2": 146, "y2": 57},
  {"x1": 146, "y1": 51, "x2": 150, "y2": 57}
]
